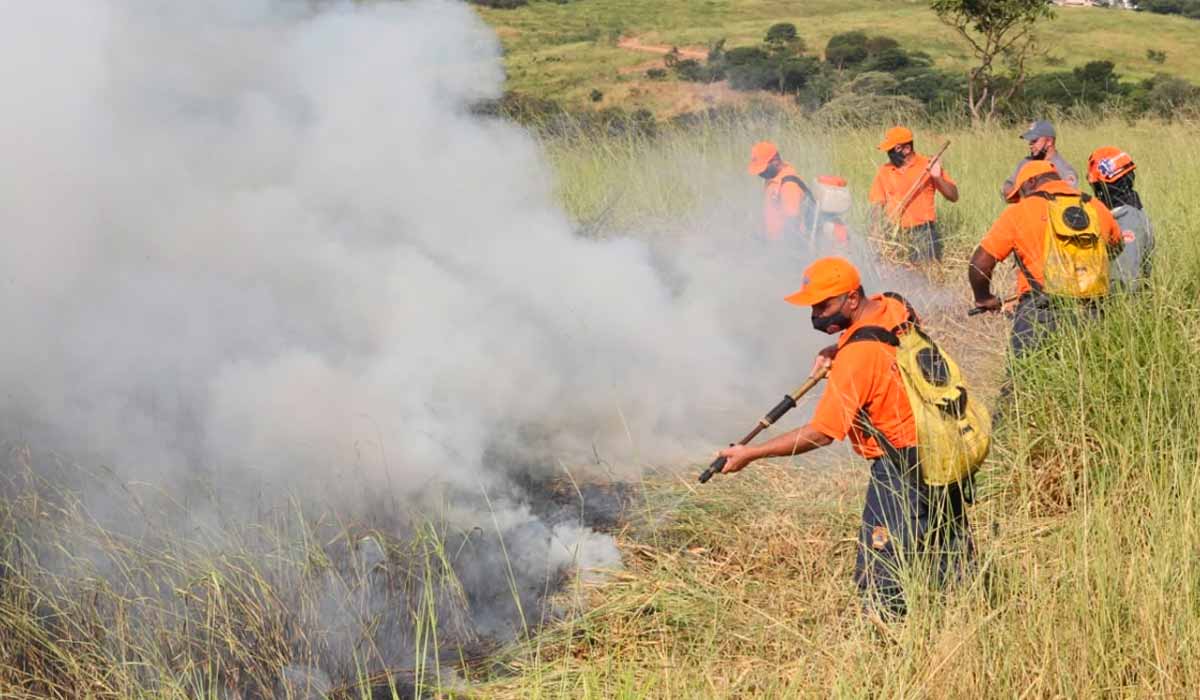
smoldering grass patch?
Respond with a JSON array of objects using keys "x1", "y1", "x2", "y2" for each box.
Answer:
[{"x1": 0, "y1": 456, "x2": 639, "y2": 699}]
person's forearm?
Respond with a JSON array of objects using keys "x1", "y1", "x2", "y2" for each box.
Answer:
[
  {"x1": 746, "y1": 425, "x2": 832, "y2": 460},
  {"x1": 968, "y1": 247, "x2": 996, "y2": 301},
  {"x1": 934, "y1": 178, "x2": 958, "y2": 202}
]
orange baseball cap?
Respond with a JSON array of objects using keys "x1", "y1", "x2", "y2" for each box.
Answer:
[
  {"x1": 784, "y1": 257, "x2": 862, "y2": 306},
  {"x1": 1087, "y1": 146, "x2": 1135, "y2": 184},
  {"x1": 1006, "y1": 160, "x2": 1058, "y2": 202},
  {"x1": 877, "y1": 126, "x2": 914, "y2": 152},
  {"x1": 747, "y1": 141, "x2": 779, "y2": 175}
]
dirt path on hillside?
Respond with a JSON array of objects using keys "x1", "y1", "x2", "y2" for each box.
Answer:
[{"x1": 616, "y1": 37, "x2": 708, "y2": 61}]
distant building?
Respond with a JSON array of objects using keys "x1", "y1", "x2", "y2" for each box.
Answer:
[{"x1": 1053, "y1": 0, "x2": 1136, "y2": 7}]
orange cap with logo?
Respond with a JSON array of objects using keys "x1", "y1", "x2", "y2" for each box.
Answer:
[
  {"x1": 1006, "y1": 160, "x2": 1058, "y2": 202},
  {"x1": 784, "y1": 257, "x2": 862, "y2": 306},
  {"x1": 1087, "y1": 146, "x2": 1135, "y2": 184},
  {"x1": 877, "y1": 126, "x2": 914, "y2": 152},
  {"x1": 747, "y1": 141, "x2": 779, "y2": 175}
]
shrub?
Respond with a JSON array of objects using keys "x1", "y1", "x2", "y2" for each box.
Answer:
[
  {"x1": 815, "y1": 93, "x2": 926, "y2": 126},
  {"x1": 1138, "y1": 74, "x2": 1200, "y2": 117},
  {"x1": 778, "y1": 56, "x2": 822, "y2": 92},
  {"x1": 863, "y1": 47, "x2": 912, "y2": 73},
  {"x1": 645, "y1": 67, "x2": 667, "y2": 80},
  {"x1": 764, "y1": 22, "x2": 805, "y2": 56},
  {"x1": 673, "y1": 58, "x2": 724, "y2": 83},
  {"x1": 845, "y1": 71, "x2": 900, "y2": 96},
  {"x1": 727, "y1": 61, "x2": 777, "y2": 91},
  {"x1": 1147, "y1": 49, "x2": 1168, "y2": 65},
  {"x1": 825, "y1": 31, "x2": 869, "y2": 68},
  {"x1": 723, "y1": 46, "x2": 770, "y2": 66},
  {"x1": 590, "y1": 89, "x2": 604, "y2": 103},
  {"x1": 865, "y1": 36, "x2": 900, "y2": 55},
  {"x1": 764, "y1": 22, "x2": 798, "y2": 45}
]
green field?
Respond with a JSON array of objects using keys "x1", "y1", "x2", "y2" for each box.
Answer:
[{"x1": 475, "y1": 0, "x2": 1200, "y2": 113}]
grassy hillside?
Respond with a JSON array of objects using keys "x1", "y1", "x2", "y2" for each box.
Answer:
[
  {"x1": 472, "y1": 115, "x2": 1200, "y2": 697},
  {"x1": 475, "y1": 0, "x2": 1200, "y2": 113}
]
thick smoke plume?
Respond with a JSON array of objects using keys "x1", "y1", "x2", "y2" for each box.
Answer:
[
  {"x1": 0, "y1": 0, "x2": 931, "y2": 690},
  {"x1": 0, "y1": 0, "x2": 835, "y2": 519}
]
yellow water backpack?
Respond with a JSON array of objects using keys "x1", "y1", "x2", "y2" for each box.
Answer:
[
  {"x1": 1020, "y1": 192, "x2": 1110, "y2": 298},
  {"x1": 846, "y1": 293, "x2": 992, "y2": 486}
]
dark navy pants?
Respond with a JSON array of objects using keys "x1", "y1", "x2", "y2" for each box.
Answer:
[
  {"x1": 854, "y1": 447, "x2": 972, "y2": 617},
  {"x1": 902, "y1": 222, "x2": 943, "y2": 263},
  {"x1": 1010, "y1": 293, "x2": 1102, "y2": 358}
]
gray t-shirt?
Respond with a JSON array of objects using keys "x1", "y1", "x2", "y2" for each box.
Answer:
[
  {"x1": 1110, "y1": 204, "x2": 1154, "y2": 291},
  {"x1": 1001, "y1": 152, "x2": 1079, "y2": 200}
]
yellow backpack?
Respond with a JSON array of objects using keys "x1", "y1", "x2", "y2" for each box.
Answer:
[
  {"x1": 846, "y1": 293, "x2": 992, "y2": 486},
  {"x1": 1025, "y1": 192, "x2": 1110, "y2": 298}
]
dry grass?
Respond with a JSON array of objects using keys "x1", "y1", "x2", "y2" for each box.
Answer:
[{"x1": 3, "y1": 115, "x2": 1200, "y2": 698}]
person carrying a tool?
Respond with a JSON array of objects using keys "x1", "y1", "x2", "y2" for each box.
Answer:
[
  {"x1": 969, "y1": 160, "x2": 1123, "y2": 357},
  {"x1": 868, "y1": 126, "x2": 958, "y2": 263},
  {"x1": 715, "y1": 257, "x2": 982, "y2": 618},
  {"x1": 747, "y1": 141, "x2": 811, "y2": 243},
  {"x1": 1000, "y1": 120, "x2": 1078, "y2": 201},
  {"x1": 1086, "y1": 146, "x2": 1154, "y2": 293}
]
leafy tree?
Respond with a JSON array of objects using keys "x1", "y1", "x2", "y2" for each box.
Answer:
[
  {"x1": 930, "y1": 0, "x2": 1054, "y2": 122},
  {"x1": 764, "y1": 23, "x2": 805, "y2": 56},
  {"x1": 825, "y1": 31, "x2": 869, "y2": 68}
]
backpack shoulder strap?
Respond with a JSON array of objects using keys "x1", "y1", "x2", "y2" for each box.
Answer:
[
  {"x1": 845, "y1": 325, "x2": 899, "y2": 347},
  {"x1": 1011, "y1": 250, "x2": 1046, "y2": 295},
  {"x1": 780, "y1": 174, "x2": 814, "y2": 201}
]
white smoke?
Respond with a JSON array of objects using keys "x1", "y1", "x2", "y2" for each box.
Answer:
[
  {"x1": 2, "y1": 0, "x2": 960, "y2": 655},
  {"x1": 0, "y1": 0, "x2": 839, "y2": 515},
  {"x1": 0, "y1": 0, "x2": 944, "y2": 686}
]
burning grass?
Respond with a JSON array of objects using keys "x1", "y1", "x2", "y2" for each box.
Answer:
[{"x1": 0, "y1": 461, "x2": 635, "y2": 698}]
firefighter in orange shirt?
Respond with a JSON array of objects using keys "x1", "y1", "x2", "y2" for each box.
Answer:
[
  {"x1": 747, "y1": 141, "x2": 811, "y2": 243},
  {"x1": 869, "y1": 126, "x2": 959, "y2": 262},
  {"x1": 969, "y1": 161, "x2": 1123, "y2": 356},
  {"x1": 718, "y1": 257, "x2": 972, "y2": 617}
]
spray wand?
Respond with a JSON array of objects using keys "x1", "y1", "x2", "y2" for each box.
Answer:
[
  {"x1": 967, "y1": 294, "x2": 1020, "y2": 316},
  {"x1": 698, "y1": 367, "x2": 828, "y2": 484}
]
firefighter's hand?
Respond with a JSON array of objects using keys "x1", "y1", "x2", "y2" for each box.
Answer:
[
  {"x1": 718, "y1": 445, "x2": 756, "y2": 474},
  {"x1": 929, "y1": 158, "x2": 944, "y2": 179},
  {"x1": 810, "y1": 344, "x2": 837, "y2": 378},
  {"x1": 974, "y1": 295, "x2": 1002, "y2": 314}
]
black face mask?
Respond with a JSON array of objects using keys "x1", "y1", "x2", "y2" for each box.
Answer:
[
  {"x1": 887, "y1": 148, "x2": 907, "y2": 167},
  {"x1": 812, "y1": 298, "x2": 852, "y2": 334}
]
